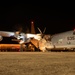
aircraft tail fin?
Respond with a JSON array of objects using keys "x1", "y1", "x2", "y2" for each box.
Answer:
[{"x1": 31, "y1": 21, "x2": 36, "y2": 34}]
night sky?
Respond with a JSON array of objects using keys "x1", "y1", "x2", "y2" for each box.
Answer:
[{"x1": 0, "y1": 2, "x2": 75, "y2": 34}]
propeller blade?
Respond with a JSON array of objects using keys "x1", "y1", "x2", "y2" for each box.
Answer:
[
  {"x1": 43, "y1": 27, "x2": 46, "y2": 34},
  {"x1": 37, "y1": 27, "x2": 42, "y2": 34}
]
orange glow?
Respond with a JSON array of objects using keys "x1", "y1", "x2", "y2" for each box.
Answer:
[{"x1": 0, "y1": 44, "x2": 20, "y2": 50}]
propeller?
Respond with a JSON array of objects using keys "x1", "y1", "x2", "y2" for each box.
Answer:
[
  {"x1": 37, "y1": 27, "x2": 42, "y2": 34},
  {"x1": 43, "y1": 27, "x2": 46, "y2": 34},
  {"x1": 37, "y1": 27, "x2": 52, "y2": 41},
  {"x1": 37, "y1": 27, "x2": 46, "y2": 39},
  {"x1": 12, "y1": 24, "x2": 24, "y2": 44}
]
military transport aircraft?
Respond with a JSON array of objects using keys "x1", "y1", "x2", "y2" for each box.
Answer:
[
  {"x1": 0, "y1": 21, "x2": 53, "y2": 52},
  {"x1": 50, "y1": 29, "x2": 75, "y2": 51}
]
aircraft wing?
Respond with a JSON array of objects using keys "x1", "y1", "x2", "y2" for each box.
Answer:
[{"x1": 0, "y1": 31, "x2": 14, "y2": 37}]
